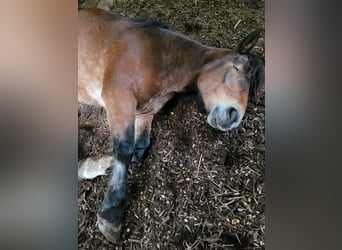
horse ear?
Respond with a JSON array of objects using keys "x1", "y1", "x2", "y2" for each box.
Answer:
[
  {"x1": 248, "y1": 53, "x2": 265, "y2": 99},
  {"x1": 237, "y1": 28, "x2": 264, "y2": 54}
]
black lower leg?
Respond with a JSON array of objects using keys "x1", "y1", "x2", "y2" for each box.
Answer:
[
  {"x1": 133, "y1": 128, "x2": 150, "y2": 160},
  {"x1": 100, "y1": 170, "x2": 126, "y2": 225},
  {"x1": 100, "y1": 125, "x2": 134, "y2": 225}
]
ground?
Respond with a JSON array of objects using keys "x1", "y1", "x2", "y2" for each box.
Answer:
[{"x1": 78, "y1": 0, "x2": 265, "y2": 249}]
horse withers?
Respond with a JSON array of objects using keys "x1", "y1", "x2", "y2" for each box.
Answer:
[{"x1": 78, "y1": 7, "x2": 264, "y2": 243}]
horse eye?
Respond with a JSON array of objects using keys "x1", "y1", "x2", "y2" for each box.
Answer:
[
  {"x1": 233, "y1": 65, "x2": 239, "y2": 71},
  {"x1": 223, "y1": 71, "x2": 231, "y2": 84}
]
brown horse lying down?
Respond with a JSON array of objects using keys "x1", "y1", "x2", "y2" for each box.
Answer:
[{"x1": 78, "y1": 7, "x2": 264, "y2": 243}]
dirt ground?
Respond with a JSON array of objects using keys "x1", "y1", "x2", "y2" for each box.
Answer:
[{"x1": 78, "y1": 0, "x2": 265, "y2": 249}]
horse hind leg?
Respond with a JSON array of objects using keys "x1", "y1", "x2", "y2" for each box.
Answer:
[{"x1": 78, "y1": 154, "x2": 113, "y2": 179}]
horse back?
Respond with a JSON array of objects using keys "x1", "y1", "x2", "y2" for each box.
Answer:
[{"x1": 78, "y1": 8, "x2": 207, "y2": 109}]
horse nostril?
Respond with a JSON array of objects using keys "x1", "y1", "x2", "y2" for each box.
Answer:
[{"x1": 227, "y1": 107, "x2": 238, "y2": 123}]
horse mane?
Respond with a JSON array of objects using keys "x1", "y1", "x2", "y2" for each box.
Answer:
[
  {"x1": 132, "y1": 17, "x2": 174, "y2": 31},
  {"x1": 99, "y1": 9, "x2": 174, "y2": 30},
  {"x1": 246, "y1": 52, "x2": 265, "y2": 98}
]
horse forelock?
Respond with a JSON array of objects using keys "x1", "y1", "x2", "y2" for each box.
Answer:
[{"x1": 246, "y1": 52, "x2": 265, "y2": 98}]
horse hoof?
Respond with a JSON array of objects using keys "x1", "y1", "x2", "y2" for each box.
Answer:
[{"x1": 97, "y1": 214, "x2": 122, "y2": 243}]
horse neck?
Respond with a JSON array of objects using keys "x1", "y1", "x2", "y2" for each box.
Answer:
[
  {"x1": 178, "y1": 45, "x2": 233, "y2": 91},
  {"x1": 151, "y1": 29, "x2": 233, "y2": 90}
]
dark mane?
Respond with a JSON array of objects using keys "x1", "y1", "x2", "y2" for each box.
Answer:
[
  {"x1": 132, "y1": 17, "x2": 174, "y2": 30},
  {"x1": 99, "y1": 10, "x2": 173, "y2": 31},
  {"x1": 247, "y1": 52, "x2": 265, "y2": 98}
]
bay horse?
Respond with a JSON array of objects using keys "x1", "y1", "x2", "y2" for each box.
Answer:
[{"x1": 78, "y1": 7, "x2": 264, "y2": 243}]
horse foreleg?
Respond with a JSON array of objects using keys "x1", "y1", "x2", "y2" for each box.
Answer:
[
  {"x1": 132, "y1": 114, "x2": 153, "y2": 162},
  {"x1": 96, "y1": 87, "x2": 136, "y2": 243}
]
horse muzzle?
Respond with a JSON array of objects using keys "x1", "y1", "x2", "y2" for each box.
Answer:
[{"x1": 207, "y1": 105, "x2": 242, "y2": 131}]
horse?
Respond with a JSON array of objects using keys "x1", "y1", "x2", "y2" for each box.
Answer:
[{"x1": 78, "y1": 7, "x2": 264, "y2": 243}]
